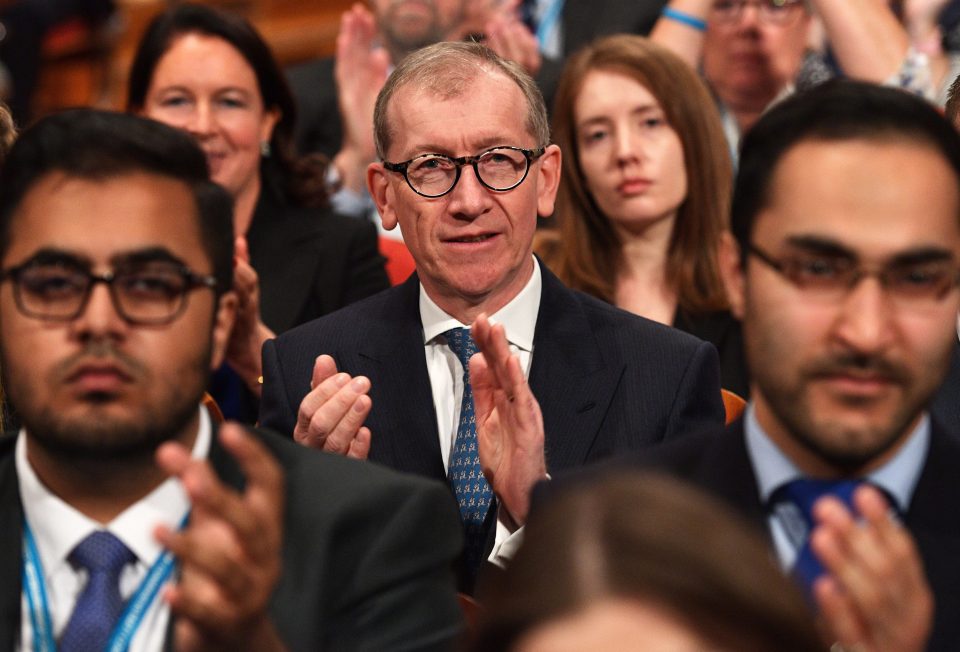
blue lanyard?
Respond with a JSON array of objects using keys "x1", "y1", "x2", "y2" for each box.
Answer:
[
  {"x1": 22, "y1": 514, "x2": 188, "y2": 652},
  {"x1": 535, "y1": 0, "x2": 566, "y2": 49}
]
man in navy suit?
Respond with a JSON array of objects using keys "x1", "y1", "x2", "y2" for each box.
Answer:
[
  {"x1": 484, "y1": 81, "x2": 960, "y2": 650},
  {"x1": 260, "y1": 41, "x2": 724, "y2": 582}
]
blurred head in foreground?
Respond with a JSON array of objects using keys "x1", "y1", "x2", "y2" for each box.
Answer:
[{"x1": 474, "y1": 473, "x2": 824, "y2": 652}]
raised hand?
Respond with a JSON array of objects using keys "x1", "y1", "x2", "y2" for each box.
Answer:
[
  {"x1": 811, "y1": 485, "x2": 933, "y2": 652},
  {"x1": 333, "y1": 3, "x2": 390, "y2": 194},
  {"x1": 155, "y1": 424, "x2": 287, "y2": 652},
  {"x1": 224, "y1": 236, "x2": 274, "y2": 395},
  {"x1": 293, "y1": 354, "x2": 372, "y2": 458},
  {"x1": 484, "y1": 10, "x2": 542, "y2": 76},
  {"x1": 470, "y1": 313, "x2": 546, "y2": 525}
]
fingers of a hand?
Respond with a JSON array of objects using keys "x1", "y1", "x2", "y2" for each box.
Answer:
[
  {"x1": 815, "y1": 575, "x2": 870, "y2": 649},
  {"x1": 156, "y1": 441, "x2": 193, "y2": 478},
  {"x1": 473, "y1": 319, "x2": 514, "y2": 391},
  {"x1": 296, "y1": 376, "x2": 371, "y2": 452},
  {"x1": 164, "y1": 577, "x2": 241, "y2": 637},
  {"x1": 234, "y1": 236, "x2": 250, "y2": 265},
  {"x1": 346, "y1": 426, "x2": 372, "y2": 460},
  {"x1": 296, "y1": 369, "x2": 353, "y2": 437},
  {"x1": 812, "y1": 496, "x2": 918, "y2": 626},
  {"x1": 218, "y1": 425, "x2": 284, "y2": 524},
  {"x1": 180, "y1": 427, "x2": 282, "y2": 561},
  {"x1": 811, "y1": 499, "x2": 884, "y2": 608},
  {"x1": 310, "y1": 354, "x2": 339, "y2": 390},
  {"x1": 321, "y1": 390, "x2": 372, "y2": 455},
  {"x1": 157, "y1": 524, "x2": 250, "y2": 599}
]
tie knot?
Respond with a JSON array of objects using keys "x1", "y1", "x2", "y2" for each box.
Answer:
[
  {"x1": 68, "y1": 531, "x2": 135, "y2": 575},
  {"x1": 771, "y1": 477, "x2": 863, "y2": 522},
  {"x1": 444, "y1": 327, "x2": 478, "y2": 366}
]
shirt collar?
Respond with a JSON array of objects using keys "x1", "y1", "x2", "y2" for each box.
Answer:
[
  {"x1": 17, "y1": 407, "x2": 211, "y2": 576},
  {"x1": 419, "y1": 255, "x2": 541, "y2": 352},
  {"x1": 744, "y1": 403, "x2": 929, "y2": 513}
]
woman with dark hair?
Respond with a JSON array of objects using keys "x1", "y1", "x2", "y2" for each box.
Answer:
[
  {"x1": 127, "y1": 3, "x2": 389, "y2": 420},
  {"x1": 474, "y1": 473, "x2": 825, "y2": 652},
  {"x1": 536, "y1": 34, "x2": 746, "y2": 396}
]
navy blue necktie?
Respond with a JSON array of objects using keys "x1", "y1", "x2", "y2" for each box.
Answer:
[
  {"x1": 770, "y1": 478, "x2": 862, "y2": 602},
  {"x1": 444, "y1": 327, "x2": 493, "y2": 576},
  {"x1": 59, "y1": 530, "x2": 136, "y2": 652}
]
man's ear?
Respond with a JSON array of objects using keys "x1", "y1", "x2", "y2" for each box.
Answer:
[
  {"x1": 368, "y1": 162, "x2": 399, "y2": 231},
  {"x1": 719, "y1": 231, "x2": 745, "y2": 320},
  {"x1": 210, "y1": 290, "x2": 238, "y2": 371},
  {"x1": 536, "y1": 144, "x2": 562, "y2": 219}
]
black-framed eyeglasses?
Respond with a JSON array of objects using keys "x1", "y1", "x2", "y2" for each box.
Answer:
[
  {"x1": 0, "y1": 258, "x2": 218, "y2": 325},
  {"x1": 711, "y1": 0, "x2": 805, "y2": 25},
  {"x1": 383, "y1": 146, "x2": 546, "y2": 198},
  {"x1": 746, "y1": 241, "x2": 960, "y2": 306}
]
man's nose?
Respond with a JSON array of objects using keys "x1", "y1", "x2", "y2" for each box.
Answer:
[
  {"x1": 446, "y1": 164, "x2": 491, "y2": 218},
  {"x1": 832, "y1": 276, "x2": 896, "y2": 355},
  {"x1": 69, "y1": 282, "x2": 129, "y2": 340}
]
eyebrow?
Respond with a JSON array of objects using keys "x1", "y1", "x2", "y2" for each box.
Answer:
[
  {"x1": 153, "y1": 85, "x2": 253, "y2": 98},
  {"x1": 577, "y1": 103, "x2": 664, "y2": 128},
  {"x1": 11, "y1": 247, "x2": 188, "y2": 270},
  {"x1": 404, "y1": 139, "x2": 521, "y2": 158},
  {"x1": 782, "y1": 235, "x2": 956, "y2": 265},
  {"x1": 113, "y1": 248, "x2": 188, "y2": 268}
]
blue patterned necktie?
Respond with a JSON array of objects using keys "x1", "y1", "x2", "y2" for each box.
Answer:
[
  {"x1": 769, "y1": 477, "x2": 862, "y2": 603},
  {"x1": 59, "y1": 530, "x2": 136, "y2": 652},
  {"x1": 444, "y1": 327, "x2": 494, "y2": 576}
]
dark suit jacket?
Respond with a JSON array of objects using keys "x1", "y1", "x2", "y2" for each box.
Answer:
[
  {"x1": 619, "y1": 418, "x2": 960, "y2": 651},
  {"x1": 931, "y1": 342, "x2": 960, "y2": 428},
  {"x1": 260, "y1": 262, "x2": 725, "y2": 482},
  {"x1": 250, "y1": 172, "x2": 389, "y2": 335},
  {"x1": 0, "y1": 427, "x2": 463, "y2": 651}
]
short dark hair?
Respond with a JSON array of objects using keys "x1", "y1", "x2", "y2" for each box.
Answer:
[
  {"x1": 732, "y1": 80, "x2": 960, "y2": 257},
  {"x1": 0, "y1": 108, "x2": 234, "y2": 293},
  {"x1": 127, "y1": 3, "x2": 327, "y2": 207}
]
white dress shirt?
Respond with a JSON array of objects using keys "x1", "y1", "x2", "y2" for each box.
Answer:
[
  {"x1": 17, "y1": 408, "x2": 211, "y2": 652},
  {"x1": 419, "y1": 257, "x2": 541, "y2": 565}
]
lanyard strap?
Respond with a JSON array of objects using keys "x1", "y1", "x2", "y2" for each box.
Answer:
[{"x1": 22, "y1": 514, "x2": 188, "y2": 652}]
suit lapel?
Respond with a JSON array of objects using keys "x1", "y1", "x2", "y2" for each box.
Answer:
[
  {"x1": 904, "y1": 419, "x2": 960, "y2": 546},
  {"x1": 0, "y1": 438, "x2": 22, "y2": 650},
  {"x1": 529, "y1": 265, "x2": 625, "y2": 473},
  {"x1": 355, "y1": 276, "x2": 445, "y2": 480},
  {"x1": 696, "y1": 420, "x2": 768, "y2": 531}
]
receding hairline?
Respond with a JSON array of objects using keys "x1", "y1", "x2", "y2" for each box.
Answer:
[{"x1": 374, "y1": 42, "x2": 549, "y2": 159}]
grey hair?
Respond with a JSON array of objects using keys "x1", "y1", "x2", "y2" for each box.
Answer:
[{"x1": 373, "y1": 40, "x2": 550, "y2": 159}]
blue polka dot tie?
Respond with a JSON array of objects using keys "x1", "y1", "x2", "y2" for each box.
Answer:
[
  {"x1": 59, "y1": 530, "x2": 136, "y2": 652},
  {"x1": 444, "y1": 327, "x2": 493, "y2": 576},
  {"x1": 769, "y1": 478, "x2": 862, "y2": 604}
]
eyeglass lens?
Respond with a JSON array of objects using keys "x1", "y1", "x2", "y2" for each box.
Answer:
[
  {"x1": 763, "y1": 251, "x2": 959, "y2": 306},
  {"x1": 711, "y1": 0, "x2": 800, "y2": 23},
  {"x1": 14, "y1": 262, "x2": 192, "y2": 323},
  {"x1": 407, "y1": 148, "x2": 531, "y2": 196}
]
